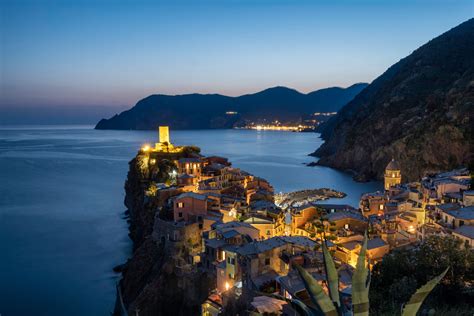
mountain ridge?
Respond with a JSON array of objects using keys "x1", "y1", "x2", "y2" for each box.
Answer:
[
  {"x1": 95, "y1": 83, "x2": 367, "y2": 130},
  {"x1": 313, "y1": 18, "x2": 474, "y2": 182}
]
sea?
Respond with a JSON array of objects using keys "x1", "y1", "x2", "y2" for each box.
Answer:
[{"x1": 0, "y1": 126, "x2": 381, "y2": 316}]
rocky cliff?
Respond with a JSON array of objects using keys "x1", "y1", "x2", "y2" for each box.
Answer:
[
  {"x1": 313, "y1": 19, "x2": 474, "y2": 181},
  {"x1": 95, "y1": 84, "x2": 367, "y2": 130},
  {"x1": 116, "y1": 151, "x2": 214, "y2": 315}
]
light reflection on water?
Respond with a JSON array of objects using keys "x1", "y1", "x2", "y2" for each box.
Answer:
[{"x1": 0, "y1": 126, "x2": 381, "y2": 316}]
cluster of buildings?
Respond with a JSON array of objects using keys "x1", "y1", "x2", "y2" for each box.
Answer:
[
  {"x1": 359, "y1": 159, "x2": 473, "y2": 249},
  {"x1": 139, "y1": 127, "x2": 473, "y2": 315}
]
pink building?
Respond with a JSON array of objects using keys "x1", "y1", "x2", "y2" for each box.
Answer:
[{"x1": 173, "y1": 192, "x2": 208, "y2": 222}]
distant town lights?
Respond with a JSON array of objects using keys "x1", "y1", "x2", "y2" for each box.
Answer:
[{"x1": 249, "y1": 124, "x2": 311, "y2": 131}]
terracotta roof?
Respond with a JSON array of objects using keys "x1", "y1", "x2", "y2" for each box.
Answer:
[{"x1": 176, "y1": 192, "x2": 207, "y2": 200}]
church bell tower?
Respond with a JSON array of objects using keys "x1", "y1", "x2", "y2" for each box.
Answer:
[{"x1": 384, "y1": 158, "x2": 401, "y2": 190}]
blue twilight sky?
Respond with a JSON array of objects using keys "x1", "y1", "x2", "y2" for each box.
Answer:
[{"x1": 1, "y1": 0, "x2": 473, "y2": 109}]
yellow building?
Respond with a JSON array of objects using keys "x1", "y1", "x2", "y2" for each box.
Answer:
[
  {"x1": 290, "y1": 205, "x2": 318, "y2": 236},
  {"x1": 159, "y1": 126, "x2": 170, "y2": 143},
  {"x1": 154, "y1": 125, "x2": 182, "y2": 153},
  {"x1": 243, "y1": 215, "x2": 285, "y2": 239},
  {"x1": 384, "y1": 159, "x2": 401, "y2": 190}
]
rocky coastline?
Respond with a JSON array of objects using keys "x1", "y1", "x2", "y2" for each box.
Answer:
[
  {"x1": 311, "y1": 19, "x2": 473, "y2": 183},
  {"x1": 114, "y1": 147, "x2": 347, "y2": 315},
  {"x1": 115, "y1": 151, "x2": 215, "y2": 315}
]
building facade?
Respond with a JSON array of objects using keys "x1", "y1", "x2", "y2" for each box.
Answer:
[{"x1": 384, "y1": 159, "x2": 401, "y2": 190}]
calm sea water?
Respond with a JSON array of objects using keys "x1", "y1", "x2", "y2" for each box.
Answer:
[{"x1": 0, "y1": 126, "x2": 380, "y2": 316}]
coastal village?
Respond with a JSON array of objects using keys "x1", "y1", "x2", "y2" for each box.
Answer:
[{"x1": 129, "y1": 126, "x2": 473, "y2": 315}]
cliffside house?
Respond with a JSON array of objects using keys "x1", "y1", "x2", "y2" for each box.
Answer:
[
  {"x1": 324, "y1": 209, "x2": 368, "y2": 233},
  {"x1": 226, "y1": 236, "x2": 317, "y2": 297},
  {"x1": 437, "y1": 205, "x2": 474, "y2": 229},
  {"x1": 291, "y1": 205, "x2": 319, "y2": 236},
  {"x1": 452, "y1": 225, "x2": 474, "y2": 247},
  {"x1": 177, "y1": 157, "x2": 202, "y2": 178},
  {"x1": 173, "y1": 192, "x2": 208, "y2": 222},
  {"x1": 463, "y1": 190, "x2": 474, "y2": 206},
  {"x1": 243, "y1": 213, "x2": 285, "y2": 240},
  {"x1": 203, "y1": 221, "x2": 260, "y2": 275},
  {"x1": 421, "y1": 168, "x2": 470, "y2": 201},
  {"x1": 335, "y1": 237, "x2": 389, "y2": 267},
  {"x1": 360, "y1": 192, "x2": 387, "y2": 217}
]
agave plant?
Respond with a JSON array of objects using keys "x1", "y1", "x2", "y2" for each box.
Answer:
[{"x1": 288, "y1": 234, "x2": 448, "y2": 316}]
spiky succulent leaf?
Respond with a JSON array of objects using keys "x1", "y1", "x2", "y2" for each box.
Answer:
[
  {"x1": 322, "y1": 241, "x2": 340, "y2": 308},
  {"x1": 401, "y1": 267, "x2": 449, "y2": 316},
  {"x1": 294, "y1": 264, "x2": 338, "y2": 316},
  {"x1": 352, "y1": 234, "x2": 370, "y2": 316}
]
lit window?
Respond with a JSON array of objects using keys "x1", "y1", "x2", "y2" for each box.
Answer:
[{"x1": 178, "y1": 202, "x2": 184, "y2": 208}]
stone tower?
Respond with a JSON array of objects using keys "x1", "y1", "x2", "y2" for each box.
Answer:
[
  {"x1": 159, "y1": 126, "x2": 170, "y2": 144},
  {"x1": 384, "y1": 158, "x2": 401, "y2": 190}
]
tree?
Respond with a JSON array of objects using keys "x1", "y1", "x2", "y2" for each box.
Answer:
[
  {"x1": 370, "y1": 235, "x2": 474, "y2": 315},
  {"x1": 151, "y1": 159, "x2": 177, "y2": 184},
  {"x1": 182, "y1": 145, "x2": 201, "y2": 156}
]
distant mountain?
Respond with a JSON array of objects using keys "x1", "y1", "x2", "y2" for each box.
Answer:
[
  {"x1": 313, "y1": 19, "x2": 474, "y2": 181},
  {"x1": 94, "y1": 83, "x2": 367, "y2": 130}
]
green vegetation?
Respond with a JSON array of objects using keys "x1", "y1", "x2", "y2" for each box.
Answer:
[
  {"x1": 288, "y1": 235, "x2": 450, "y2": 316},
  {"x1": 151, "y1": 159, "x2": 177, "y2": 185},
  {"x1": 370, "y1": 236, "x2": 474, "y2": 315},
  {"x1": 182, "y1": 145, "x2": 201, "y2": 156}
]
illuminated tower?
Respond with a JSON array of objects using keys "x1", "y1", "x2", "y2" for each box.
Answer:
[
  {"x1": 384, "y1": 158, "x2": 401, "y2": 190},
  {"x1": 159, "y1": 126, "x2": 170, "y2": 144},
  {"x1": 155, "y1": 126, "x2": 172, "y2": 151}
]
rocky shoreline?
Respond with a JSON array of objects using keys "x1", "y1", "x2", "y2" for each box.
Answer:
[{"x1": 114, "y1": 152, "x2": 214, "y2": 315}]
